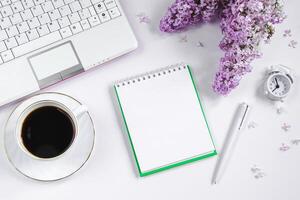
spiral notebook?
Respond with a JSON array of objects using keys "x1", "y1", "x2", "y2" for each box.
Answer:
[{"x1": 114, "y1": 64, "x2": 217, "y2": 176}]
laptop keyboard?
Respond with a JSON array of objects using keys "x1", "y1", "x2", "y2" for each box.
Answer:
[{"x1": 0, "y1": 0, "x2": 121, "y2": 64}]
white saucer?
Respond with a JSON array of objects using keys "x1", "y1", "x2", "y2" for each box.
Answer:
[{"x1": 4, "y1": 92, "x2": 95, "y2": 181}]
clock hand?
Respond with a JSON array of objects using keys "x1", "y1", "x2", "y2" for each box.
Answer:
[
  {"x1": 272, "y1": 78, "x2": 280, "y2": 92},
  {"x1": 275, "y1": 78, "x2": 279, "y2": 87}
]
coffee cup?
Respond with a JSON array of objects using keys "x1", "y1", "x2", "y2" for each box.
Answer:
[{"x1": 4, "y1": 92, "x2": 95, "y2": 181}]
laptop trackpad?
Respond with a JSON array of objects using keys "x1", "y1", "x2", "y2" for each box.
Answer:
[{"x1": 29, "y1": 41, "x2": 84, "y2": 88}]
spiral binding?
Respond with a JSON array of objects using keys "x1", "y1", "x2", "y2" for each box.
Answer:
[{"x1": 115, "y1": 63, "x2": 188, "y2": 88}]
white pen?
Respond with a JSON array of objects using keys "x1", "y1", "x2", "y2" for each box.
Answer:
[{"x1": 212, "y1": 102, "x2": 251, "y2": 184}]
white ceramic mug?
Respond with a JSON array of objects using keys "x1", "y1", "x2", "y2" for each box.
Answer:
[
  {"x1": 17, "y1": 100, "x2": 87, "y2": 159},
  {"x1": 4, "y1": 92, "x2": 95, "y2": 181}
]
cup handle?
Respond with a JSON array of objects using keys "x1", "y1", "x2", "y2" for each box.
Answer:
[{"x1": 72, "y1": 105, "x2": 88, "y2": 119}]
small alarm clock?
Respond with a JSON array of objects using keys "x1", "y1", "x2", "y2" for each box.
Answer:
[{"x1": 264, "y1": 65, "x2": 294, "y2": 101}]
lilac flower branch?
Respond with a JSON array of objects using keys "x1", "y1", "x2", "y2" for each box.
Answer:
[{"x1": 159, "y1": 0, "x2": 285, "y2": 95}]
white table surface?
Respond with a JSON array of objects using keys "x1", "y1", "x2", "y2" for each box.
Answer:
[{"x1": 1, "y1": 0, "x2": 300, "y2": 199}]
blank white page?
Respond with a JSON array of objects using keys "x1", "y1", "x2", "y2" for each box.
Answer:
[{"x1": 115, "y1": 64, "x2": 216, "y2": 174}]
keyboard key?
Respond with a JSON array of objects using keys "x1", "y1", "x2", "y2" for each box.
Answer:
[
  {"x1": 11, "y1": 1, "x2": 24, "y2": 13},
  {"x1": 6, "y1": 26, "x2": 19, "y2": 37},
  {"x1": 1, "y1": 0, "x2": 12, "y2": 6},
  {"x1": 91, "y1": 0, "x2": 100, "y2": 4},
  {"x1": 108, "y1": 7, "x2": 120, "y2": 18},
  {"x1": 20, "y1": 9, "x2": 34, "y2": 21},
  {"x1": 88, "y1": 15, "x2": 100, "y2": 26},
  {"x1": 58, "y1": 16, "x2": 70, "y2": 27},
  {"x1": 59, "y1": 26, "x2": 72, "y2": 38},
  {"x1": 5, "y1": 37, "x2": 18, "y2": 48},
  {"x1": 79, "y1": 0, "x2": 91, "y2": 8},
  {"x1": 70, "y1": 22, "x2": 82, "y2": 34},
  {"x1": 93, "y1": 2, "x2": 105, "y2": 13},
  {"x1": 49, "y1": 9, "x2": 61, "y2": 20},
  {"x1": 69, "y1": 1, "x2": 81, "y2": 12},
  {"x1": 33, "y1": 0, "x2": 45, "y2": 5},
  {"x1": 25, "y1": 28, "x2": 39, "y2": 40},
  {"x1": 0, "y1": 30, "x2": 8, "y2": 41},
  {"x1": 27, "y1": 17, "x2": 40, "y2": 29},
  {"x1": 0, "y1": 17, "x2": 12, "y2": 29},
  {"x1": 37, "y1": 24, "x2": 49, "y2": 36},
  {"x1": 1, "y1": 6, "x2": 13, "y2": 17},
  {"x1": 31, "y1": 5, "x2": 44, "y2": 16},
  {"x1": 15, "y1": 33, "x2": 29, "y2": 44},
  {"x1": 104, "y1": 0, "x2": 116, "y2": 9},
  {"x1": 52, "y1": 0, "x2": 64, "y2": 8},
  {"x1": 1, "y1": 49, "x2": 14, "y2": 62},
  {"x1": 59, "y1": 5, "x2": 71, "y2": 16},
  {"x1": 80, "y1": 19, "x2": 90, "y2": 30},
  {"x1": 21, "y1": 0, "x2": 34, "y2": 9},
  {"x1": 41, "y1": 1, "x2": 54, "y2": 12},
  {"x1": 38, "y1": 13, "x2": 51, "y2": 24},
  {"x1": 10, "y1": 13, "x2": 23, "y2": 24},
  {"x1": 12, "y1": 31, "x2": 62, "y2": 57},
  {"x1": 98, "y1": 11, "x2": 110, "y2": 22},
  {"x1": 64, "y1": 0, "x2": 74, "y2": 4},
  {"x1": 47, "y1": 20, "x2": 60, "y2": 32},
  {"x1": 78, "y1": 8, "x2": 91, "y2": 19},
  {"x1": 17, "y1": 21, "x2": 30, "y2": 33},
  {"x1": 88, "y1": 6, "x2": 96, "y2": 15},
  {"x1": 68, "y1": 12, "x2": 80, "y2": 23},
  {"x1": 0, "y1": 41, "x2": 7, "y2": 52}
]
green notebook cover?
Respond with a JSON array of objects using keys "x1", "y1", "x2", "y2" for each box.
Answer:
[{"x1": 114, "y1": 64, "x2": 217, "y2": 177}]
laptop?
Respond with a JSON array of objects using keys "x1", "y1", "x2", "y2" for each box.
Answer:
[{"x1": 0, "y1": 0, "x2": 137, "y2": 106}]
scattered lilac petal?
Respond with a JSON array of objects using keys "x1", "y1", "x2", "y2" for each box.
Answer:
[
  {"x1": 254, "y1": 173, "x2": 266, "y2": 179},
  {"x1": 196, "y1": 41, "x2": 204, "y2": 47},
  {"x1": 179, "y1": 35, "x2": 188, "y2": 43},
  {"x1": 288, "y1": 40, "x2": 298, "y2": 48},
  {"x1": 283, "y1": 29, "x2": 292, "y2": 37},
  {"x1": 251, "y1": 165, "x2": 266, "y2": 179},
  {"x1": 136, "y1": 13, "x2": 151, "y2": 24},
  {"x1": 291, "y1": 139, "x2": 300, "y2": 145},
  {"x1": 276, "y1": 107, "x2": 284, "y2": 114},
  {"x1": 248, "y1": 121, "x2": 258, "y2": 129},
  {"x1": 279, "y1": 143, "x2": 290, "y2": 152},
  {"x1": 250, "y1": 165, "x2": 261, "y2": 173},
  {"x1": 281, "y1": 123, "x2": 291, "y2": 132}
]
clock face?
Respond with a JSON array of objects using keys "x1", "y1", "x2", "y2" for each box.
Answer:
[{"x1": 267, "y1": 74, "x2": 291, "y2": 97}]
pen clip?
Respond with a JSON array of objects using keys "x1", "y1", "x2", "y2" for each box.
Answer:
[{"x1": 238, "y1": 104, "x2": 250, "y2": 130}]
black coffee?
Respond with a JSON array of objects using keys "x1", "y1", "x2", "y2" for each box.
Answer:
[{"x1": 21, "y1": 106, "x2": 75, "y2": 159}]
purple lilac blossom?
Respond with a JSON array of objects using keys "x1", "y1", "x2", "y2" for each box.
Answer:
[
  {"x1": 159, "y1": 0, "x2": 220, "y2": 32},
  {"x1": 159, "y1": 0, "x2": 285, "y2": 95},
  {"x1": 213, "y1": 0, "x2": 285, "y2": 95}
]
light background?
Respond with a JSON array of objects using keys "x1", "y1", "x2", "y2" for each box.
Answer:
[{"x1": 0, "y1": 0, "x2": 299, "y2": 199}]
